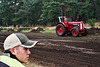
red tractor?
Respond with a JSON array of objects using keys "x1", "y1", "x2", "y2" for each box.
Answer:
[{"x1": 56, "y1": 16, "x2": 87, "y2": 37}]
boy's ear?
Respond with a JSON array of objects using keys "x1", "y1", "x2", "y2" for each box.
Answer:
[{"x1": 10, "y1": 48, "x2": 16, "y2": 55}]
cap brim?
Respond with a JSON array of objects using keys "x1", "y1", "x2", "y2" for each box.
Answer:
[{"x1": 20, "y1": 40, "x2": 38, "y2": 48}]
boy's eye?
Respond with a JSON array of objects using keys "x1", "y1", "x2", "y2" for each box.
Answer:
[{"x1": 24, "y1": 48, "x2": 28, "y2": 50}]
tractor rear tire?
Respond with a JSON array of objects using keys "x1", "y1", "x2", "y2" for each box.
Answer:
[
  {"x1": 72, "y1": 29, "x2": 79, "y2": 37},
  {"x1": 56, "y1": 24, "x2": 66, "y2": 36}
]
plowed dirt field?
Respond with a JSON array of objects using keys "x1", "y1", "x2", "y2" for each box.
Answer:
[{"x1": 0, "y1": 28, "x2": 100, "y2": 67}]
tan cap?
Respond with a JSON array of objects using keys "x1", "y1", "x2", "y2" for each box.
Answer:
[{"x1": 4, "y1": 33, "x2": 38, "y2": 50}]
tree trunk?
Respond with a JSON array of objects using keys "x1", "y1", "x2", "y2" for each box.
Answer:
[
  {"x1": 27, "y1": 16, "x2": 29, "y2": 26},
  {"x1": 86, "y1": 0, "x2": 89, "y2": 22},
  {"x1": 64, "y1": 7, "x2": 67, "y2": 16},
  {"x1": 6, "y1": 19, "x2": 8, "y2": 27},
  {"x1": 61, "y1": 6, "x2": 63, "y2": 17},
  {"x1": 15, "y1": 0, "x2": 17, "y2": 13},
  {"x1": 93, "y1": 0, "x2": 96, "y2": 18}
]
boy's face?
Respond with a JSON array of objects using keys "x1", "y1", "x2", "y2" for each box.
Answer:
[{"x1": 14, "y1": 46, "x2": 31, "y2": 63}]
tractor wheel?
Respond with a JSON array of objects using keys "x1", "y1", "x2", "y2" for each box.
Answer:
[
  {"x1": 72, "y1": 29, "x2": 79, "y2": 37},
  {"x1": 56, "y1": 24, "x2": 66, "y2": 36},
  {"x1": 81, "y1": 28, "x2": 87, "y2": 36}
]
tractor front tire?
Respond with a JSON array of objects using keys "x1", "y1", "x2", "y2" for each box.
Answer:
[
  {"x1": 56, "y1": 24, "x2": 66, "y2": 36},
  {"x1": 81, "y1": 28, "x2": 87, "y2": 36},
  {"x1": 72, "y1": 29, "x2": 79, "y2": 37}
]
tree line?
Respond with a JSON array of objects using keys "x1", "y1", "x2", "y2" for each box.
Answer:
[{"x1": 0, "y1": 0, "x2": 100, "y2": 27}]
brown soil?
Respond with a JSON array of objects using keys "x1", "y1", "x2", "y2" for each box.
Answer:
[{"x1": 0, "y1": 28, "x2": 100, "y2": 67}]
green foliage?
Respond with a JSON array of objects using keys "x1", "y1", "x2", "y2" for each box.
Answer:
[
  {"x1": 38, "y1": 1, "x2": 60, "y2": 26},
  {"x1": 88, "y1": 18, "x2": 96, "y2": 28},
  {"x1": 0, "y1": 0, "x2": 100, "y2": 27}
]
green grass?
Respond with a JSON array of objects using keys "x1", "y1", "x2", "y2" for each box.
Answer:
[
  {"x1": 1, "y1": 29, "x2": 56, "y2": 33},
  {"x1": 40, "y1": 31, "x2": 56, "y2": 33},
  {"x1": 21, "y1": 30, "x2": 56, "y2": 33},
  {"x1": 1, "y1": 30, "x2": 8, "y2": 32},
  {"x1": 14, "y1": 30, "x2": 18, "y2": 32},
  {"x1": 21, "y1": 30, "x2": 31, "y2": 32}
]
